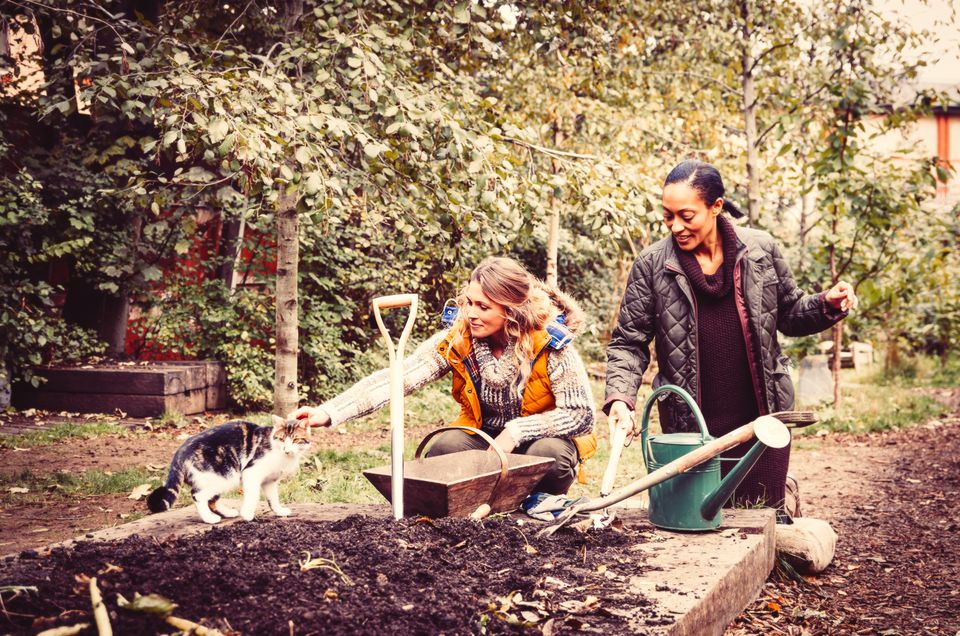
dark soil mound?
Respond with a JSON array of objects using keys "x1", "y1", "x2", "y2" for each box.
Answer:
[{"x1": 1, "y1": 515, "x2": 671, "y2": 635}]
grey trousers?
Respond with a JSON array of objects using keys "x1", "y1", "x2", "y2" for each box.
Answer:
[{"x1": 424, "y1": 429, "x2": 579, "y2": 495}]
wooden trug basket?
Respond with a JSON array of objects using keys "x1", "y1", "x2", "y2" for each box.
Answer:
[{"x1": 362, "y1": 426, "x2": 555, "y2": 518}]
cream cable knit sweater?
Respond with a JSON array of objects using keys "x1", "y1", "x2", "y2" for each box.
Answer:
[{"x1": 321, "y1": 330, "x2": 595, "y2": 445}]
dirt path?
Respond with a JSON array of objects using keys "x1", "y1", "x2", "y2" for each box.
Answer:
[{"x1": 729, "y1": 394, "x2": 960, "y2": 635}]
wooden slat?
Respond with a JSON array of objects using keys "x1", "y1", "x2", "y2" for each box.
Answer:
[
  {"x1": 12, "y1": 389, "x2": 207, "y2": 417},
  {"x1": 27, "y1": 366, "x2": 208, "y2": 395}
]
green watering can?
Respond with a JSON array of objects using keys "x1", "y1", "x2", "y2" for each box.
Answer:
[
  {"x1": 538, "y1": 384, "x2": 792, "y2": 538},
  {"x1": 640, "y1": 385, "x2": 790, "y2": 531}
]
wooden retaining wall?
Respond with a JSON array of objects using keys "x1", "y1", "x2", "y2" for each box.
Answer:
[{"x1": 12, "y1": 361, "x2": 226, "y2": 417}]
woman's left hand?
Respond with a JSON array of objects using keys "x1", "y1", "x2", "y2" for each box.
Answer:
[
  {"x1": 825, "y1": 281, "x2": 858, "y2": 312},
  {"x1": 492, "y1": 429, "x2": 517, "y2": 454}
]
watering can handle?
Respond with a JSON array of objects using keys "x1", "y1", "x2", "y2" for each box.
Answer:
[
  {"x1": 639, "y1": 385, "x2": 709, "y2": 469},
  {"x1": 415, "y1": 426, "x2": 509, "y2": 520}
]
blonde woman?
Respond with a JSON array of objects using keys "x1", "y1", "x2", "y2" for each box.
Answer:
[{"x1": 290, "y1": 257, "x2": 597, "y2": 495}]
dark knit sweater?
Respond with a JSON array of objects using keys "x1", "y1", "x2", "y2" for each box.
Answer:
[{"x1": 676, "y1": 216, "x2": 788, "y2": 509}]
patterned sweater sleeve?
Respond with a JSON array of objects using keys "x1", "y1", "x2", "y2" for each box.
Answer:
[
  {"x1": 320, "y1": 331, "x2": 451, "y2": 427},
  {"x1": 504, "y1": 345, "x2": 595, "y2": 445}
]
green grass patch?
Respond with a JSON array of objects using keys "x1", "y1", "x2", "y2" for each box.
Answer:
[
  {"x1": 0, "y1": 466, "x2": 163, "y2": 499},
  {"x1": 0, "y1": 421, "x2": 127, "y2": 449},
  {"x1": 801, "y1": 370, "x2": 950, "y2": 435},
  {"x1": 281, "y1": 447, "x2": 390, "y2": 504}
]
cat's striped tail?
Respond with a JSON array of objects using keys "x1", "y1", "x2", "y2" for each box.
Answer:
[{"x1": 147, "y1": 455, "x2": 186, "y2": 513}]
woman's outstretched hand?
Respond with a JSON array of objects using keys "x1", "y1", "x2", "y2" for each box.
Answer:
[
  {"x1": 825, "y1": 281, "x2": 859, "y2": 312},
  {"x1": 492, "y1": 429, "x2": 517, "y2": 454},
  {"x1": 288, "y1": 406, "x2": 332, "y2": 428},
  {"x1": 607, "y1": 400, "x2": 636, "y2": 443}
]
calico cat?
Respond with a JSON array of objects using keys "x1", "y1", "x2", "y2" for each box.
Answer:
[{"x1": 147, "y1": 416, "x2": 312, "y2": 524}]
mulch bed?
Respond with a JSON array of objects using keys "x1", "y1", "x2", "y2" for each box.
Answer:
[
  {"x1": 730, "y1": 418, "x2": 960, "y2": 635},
  {"x1": 1, "y1": 515, "x2": 673, "y2": 635}
]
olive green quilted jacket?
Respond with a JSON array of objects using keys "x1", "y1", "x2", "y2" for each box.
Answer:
[{"x1": 604, "y1": 225, "x2": 846, "y2": 433}]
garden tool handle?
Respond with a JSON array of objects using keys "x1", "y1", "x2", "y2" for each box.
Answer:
[
  {"x1": 768, "y1": 410, "x2": 818, "y2": 429},
  {"x1": 600, "y1": 425, "x2": 630, "y2": 497},
  {"x1": 415, "y1": 426, "x2": 509, "y2": 520},
  {"x1": 372, "y1": 294, "x2": 418, "y2": 311},
  {"x1": 371, "y1": 293, "x2": 419, "y2": 521}
]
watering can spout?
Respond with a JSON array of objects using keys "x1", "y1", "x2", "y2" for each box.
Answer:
[{"x1": 699, "y1": 415, "x2": 792, "y2": 521}]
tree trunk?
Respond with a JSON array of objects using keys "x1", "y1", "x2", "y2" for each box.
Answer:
[
  {"x1": 545, "y1": 123, "x2": 564, "y2": 286},
  {"x1": 798, "y1": 173, "x2": 812, "y2": 276},
  {"x1": 739, "y1": 0, "x2": 760, "y2": 224},
  {"x1": 274, "y1": 187, "x2": 299, "y2": 417},
  {"x1": 829, "y1": 221, "x2": 841, "y2": 408},
  {"x1": 218, "y1": 214, "x2": 245, "y2": 292}
]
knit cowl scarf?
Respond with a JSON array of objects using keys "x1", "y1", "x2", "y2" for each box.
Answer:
[{"x1": 676, "y1": 214, "x2": 739, "y2": 299}]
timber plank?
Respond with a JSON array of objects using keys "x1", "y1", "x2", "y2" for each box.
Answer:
[
  {"x1": 27, "y1": 366, "x2": 207, "y2": 395},
  {"x1": 12, "y1": 389, "x2": 207, "y2": 417}
]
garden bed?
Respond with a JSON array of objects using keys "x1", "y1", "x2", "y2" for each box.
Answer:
[
  {"x1": 0, "y1": 515, "x2": 674, "y2": 635},
  {"x1": 12, "y1": 361, "x2": 226, "y2": 417}
]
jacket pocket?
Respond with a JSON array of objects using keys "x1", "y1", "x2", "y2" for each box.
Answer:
[{"x1": 772, "y1": 354, "x2": 795, "y2": 411}]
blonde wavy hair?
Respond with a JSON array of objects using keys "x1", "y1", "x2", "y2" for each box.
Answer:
[{"x1": 448, "y1": 256, "x2": 580, "y2": 386}]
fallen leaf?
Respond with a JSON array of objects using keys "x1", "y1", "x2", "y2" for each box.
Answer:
[
  {"x1": 127, "y1": 483, "x2": 154, "y2": 500},
  {"x1": 767, "y1": 601, "x2": 782, "y2": 612},
  {"x1": 116, "y1": 592, "x2": 176, "y2": 616},
  {"x1": 520, "y1": 610, "x2": 541, "y2": 623},
  {"x1": 524, "y1": 544, "x2": 538, "y2": 555},
  {"x1": 8, "y1": 487, "x2": 29, "y2": 494},
  {"x1": 596, "y1": 564, "x2": 607, "y2": 575}
]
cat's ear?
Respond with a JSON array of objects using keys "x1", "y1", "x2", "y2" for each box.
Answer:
[{"x1": 271, "y1": 414, "x2": 285, "y2": 428}]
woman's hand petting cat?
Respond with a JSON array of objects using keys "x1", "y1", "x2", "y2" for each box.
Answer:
[{"x1": 289, "y1": 406, "x2": 332, "y2": 428}]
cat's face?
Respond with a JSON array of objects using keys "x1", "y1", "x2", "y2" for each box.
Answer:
[{"x1": 271, "y1": 416, "x2": 313, "y2": 458}]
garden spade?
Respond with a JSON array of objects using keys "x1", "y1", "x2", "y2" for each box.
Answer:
[{"x1": 371, "y1": 293, "x2": 419, "y2": 520}]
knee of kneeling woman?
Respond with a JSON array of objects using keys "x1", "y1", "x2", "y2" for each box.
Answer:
[{"x1": 525, "y1": 437, "x2": 579, "y2": 495}]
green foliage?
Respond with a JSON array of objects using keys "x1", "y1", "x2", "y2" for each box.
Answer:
[
  {"x1": 0, "y1": 167, "x2": 106, "y2": 385},
  {"x1": 1, "y1": 0, "x2": 954, "y2": 408}
]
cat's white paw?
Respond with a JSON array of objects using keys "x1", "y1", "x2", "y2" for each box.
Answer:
[
  {"x1": 273, "y1": 506, "x2": 292, "y2": 517},
  {"x1": 240, "y1": 507, "x2": 257, "y2": 521},
  {"x1": 217, "y1": 505, "x2": 240, "y2": 518},
  {"x1": 200, "y1": 513, "x2": 221, "y2": 524}
]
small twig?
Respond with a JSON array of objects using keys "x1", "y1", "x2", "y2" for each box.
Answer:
[
  {"x1": 89, "y1": 577, "x2": 112, "y2": 636},
  {"x1": 36, "y1": 624, "x2": 91, "y2": 636},
  {"x1": 165, "y1": 615, "x2": 225, "y2": 635},
  {"x1": 512, "y1": 526, "x2": 538, "y2": 555},
  {"x1": 298, "y1": 552, "x2": 354, "y2": 586}
]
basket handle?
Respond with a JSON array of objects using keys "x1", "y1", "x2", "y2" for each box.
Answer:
[{"x1": 415, "y1": 425, "x2": 509, "y2": 520}]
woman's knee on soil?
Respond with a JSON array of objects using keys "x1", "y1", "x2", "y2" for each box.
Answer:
[
  {"x1": 423, "y1": 429, "x2": 487, "y2": 457},
  {"x1": 523, "y1": 437, "x2": 579, "y2": 495}
]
